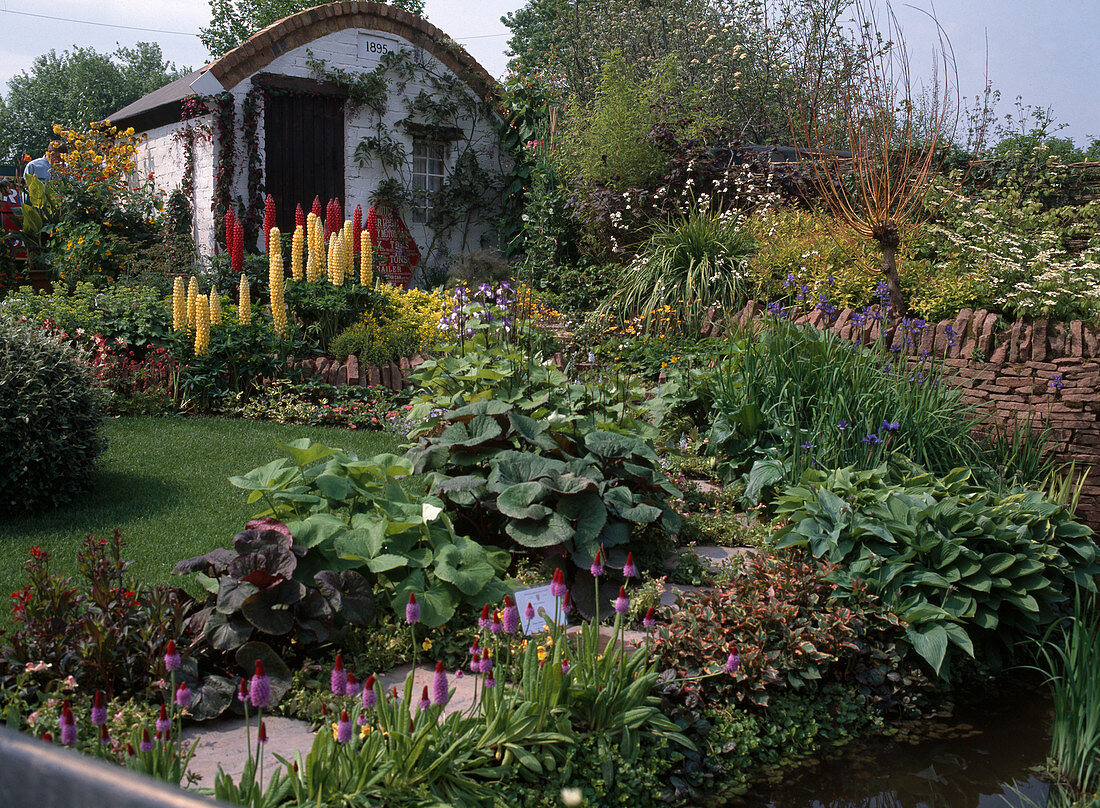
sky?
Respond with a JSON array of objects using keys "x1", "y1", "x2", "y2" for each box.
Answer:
[{"x1": 0, "y1": 0, "x2": 1096, "y2": 147}]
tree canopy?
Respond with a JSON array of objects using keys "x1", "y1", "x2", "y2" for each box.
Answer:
[
  {"x1": 200, "y1": 0, "x2": 426, "y2": 57},
  {"x1": 0, "y1": 43, "x2": 185, "y2": 163}
]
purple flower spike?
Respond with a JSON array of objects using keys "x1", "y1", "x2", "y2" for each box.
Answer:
[
  {"x1": 614, "y1": 586, "x2": 629, "y2": 614},
  {"x1": 502, "y1": 597, "x2": 519, "y2": 634},
  {"x1": 724, "y1": 651, "x2": 740, "y2": 674},
  {"x1": 250, "y1": 660, "x2": 271, "y2": 709},
  {"x1": 163, "y1": 640, "x2": 180, "y2": 673},
  {"x1": 90, "y1": 691, "x2": 107, "y2": 727},
  {"x1": 481, "y1": 652, "x2": 493, "y2": 675},
  {"x1": 490, "y1": 610, "x2": 502, "y2": 634},
  {"x1": 336, "y1": 711, "x2": 352, "y2": 744},
  {"x1": 139, "y1": 728, "x2": 153, "y2": 752},
  {"x1": 477, "y1": 604, "x2": 490, "y2": 630},
  {"x1": 622, "y1": 552, "x2": 637, "y2": 579},
  {"x1": 590, "y1": 549, "x2": 604, "y2": 578},
  {"x1": 549, "y1": 568, "x2": 566, "y2": 598},
  {"x1": 561, "y1": 659, "x2": 570, "y2": 674},
  {"x1": 406, "y1": 593, "x2": 420, "y2": 625},
  {"x1": 175, "y1": 682, "x2": 192, "y2": 709},
  {"x1": 524, "y1": 602, "x2": 535, "y2": 623},
  {"x1": 642, "y1": 607, "x2": 655, "y2": 628},
  {"x1": 484, "y1": 677, "x2": 496, "y2": 689},
  {"x1": 155, "y1": 704, "x2": 170, "y2": 735},
  {"x1": 431, "y1": 662, "x2": 449, "y2": 705},
  {"x1": 362, "y1": 675, "x2": 377, "y2": 709},
  {"x1": 418, "y1": 685, "x2": 431, "y2": 710},
  {"x1": 59, "y1": 706, "x2": 77, "y2": 746},
  {"x1": 331, "y1": 653, "x2": 348, "y2": 696}
]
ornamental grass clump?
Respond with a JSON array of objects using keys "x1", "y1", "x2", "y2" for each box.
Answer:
[
  {"x1": 0, "y1": 315, "x2": 107, "y2": 513},
  {"x1": 599, "y1": 206, "x2": 756, "y2": 332}
]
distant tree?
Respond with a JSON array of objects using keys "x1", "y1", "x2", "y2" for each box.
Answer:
[
  {"x1": 502, "y1": 0, "x2": 859, "y2": 143},
  {"x1": 0, "y1": 43, "x2": 184, "y2": 162},
  {"x1": 200, "y1": 0, "x2": 427, "y2": 57}
]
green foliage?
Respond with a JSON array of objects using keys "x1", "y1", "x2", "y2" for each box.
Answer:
[
  {"x1": 282, "y1": 279, "x2": 380, "y2": 352},
  {"x1": 705, "y1": 319, "x2": 989, "y2": 503},
  {"x1": 0, "y1": 314, "x2": 107, "y2": 513},
  {"x1": 555, "y1": 51, "x2": 673, "y2": 189},
  {"x1": 655, "y1": 552, "x2": 921, "y2": 709},
  {"x1": 222, "y1": 439, "x2": 511, "y2": 628},
  {"x1": 598, "y1": 207, "x2": 756, "y2": 330},
  {"x1": 329, "y1": 285, "x2": 442, "y2": 364},
  {"x1": 0, "y1": 43, "x2": 183, "y2": 161},
  {"x1": 1035, "y1": 592, "x2": 1100, "y2": 799},
  {"x1": 772, "y1": 463, "x2": 1100, "y2": 675},
  {"x1": 405, "y1": 399, "x2": 680, "y2": 572},
  {"x1": 1, "y1": 281, "x2": 171, "y2": 347},
  {"x1": 0, "y1": 533, "x2": 192, "y2": 700},
  {"x1": 235, "y1": 378, "x2": 402, "y2": 431}
]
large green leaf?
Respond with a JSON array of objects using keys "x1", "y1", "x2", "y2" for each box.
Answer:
[
  {"x1": 433, "y1": 539, "x2": 499, "y2": 596},
  {"x1": 497, "y1": 482, "x2": 551, "y2": 520},
  {"x1": 506, "y1": 512, "x2": 574, "y2": 548},
  {"x1": 907, "y1": 622, "x2": 949, "y2": 674},
  {"x1": 277, "y1": 439, "x2": 340, "y2": 469}
]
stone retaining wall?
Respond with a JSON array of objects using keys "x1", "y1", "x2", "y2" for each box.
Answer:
[
  {"x1": 288, "y1": 353, "x2": 428, "y2": 391},
  {"x1": 706, "y1": 302, "x2": 1100, "y2": 530}
]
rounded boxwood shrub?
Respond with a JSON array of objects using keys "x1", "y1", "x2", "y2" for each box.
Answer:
[{"x1": 0, "y1": 314, "x2": 107, "y2": 513}]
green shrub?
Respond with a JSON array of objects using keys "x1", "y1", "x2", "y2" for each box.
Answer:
[
  {"x1": 706, "y1": 318, "x2": 988, "y2": 502},
  {"x1": 598, "y1": 207, "x2": 756, "y2": 331},
  {"x1": 0, "y1": 282, "x2": 171, "y2": 348},
  {"x1": 329, "y1": 284, "x2": 443, "y2": 363},
  {"x1": 654, "y1": 552, "x2": 925, "y2": 710},
  {"x1": 772, "y1": 463, "x2": 1100, "y2": 675},
  {"x1": 0, "y1": 314, "x2": 107, "y2": 513}
]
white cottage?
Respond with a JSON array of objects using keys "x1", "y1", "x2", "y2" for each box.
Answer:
[{"x1": 111, "y1": 2, "x2": 506, "y2": 282}]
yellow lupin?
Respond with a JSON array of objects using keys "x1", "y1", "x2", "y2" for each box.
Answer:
[
  {"x1": 341, "y1": 222, "x2": 353, "y2": 282},
  {"x1": 360, "y1": 231, "x2": 373, "y2": 286},
  {"x1": 194, "y1": 293, "x2": 210, "y2": 355},
  {"x1": 172, "y1": 276, "x2": 186, "y2": 331},
  {"x1": 238, "y1": 274, "x2": 251, "y2": 325},
  {"x1": 306, "y1": 214, "x2": 322, "y2": 282},
  {"x1": 186, "y1": 276, "x2": 199, "y2": 330},
  {"x1": 328, "y1": 233, "x2": 341, "y2": 286},
  {"x1": 269, "y1": 227, "x2": 288, "y2": 338},
  {"x1": 290, "y1": 225, "x2": 304, "y2": 282},
  {"x1": 208, "y1": 289, "x2": 222, "y2": 327}
]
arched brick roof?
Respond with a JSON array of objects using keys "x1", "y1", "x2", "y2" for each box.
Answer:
[{"x1": 208, "y1": 2, "x2": 500, "y2": 101}]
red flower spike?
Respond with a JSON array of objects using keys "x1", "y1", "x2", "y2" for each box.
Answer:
[
  {"x1": 263, "y1": 194, "x2": 276, "y2": 253},
  {"x1": 334, "y1": 653, "x2": 344, "y2": 671},
  {"x1": 352, "y1": 205, "x2": 363, "y2": 253},
  {"x1": 295, "y1": 203, "x2": 305, "y2": 229},
  {"x1": 311, "y1": 196, "x2": 322, "y2": 217},
  {"x1": 258, "y1": 721, "x2": 268, "y2": 744}
]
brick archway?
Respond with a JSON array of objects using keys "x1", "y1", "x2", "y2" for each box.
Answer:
[{"x1": 207, "y1": 2, "x2": 499, "y2": 100}]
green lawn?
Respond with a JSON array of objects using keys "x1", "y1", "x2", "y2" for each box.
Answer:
[{"x1": 0, "y1": 416, "x2": 402, "y2": 628}]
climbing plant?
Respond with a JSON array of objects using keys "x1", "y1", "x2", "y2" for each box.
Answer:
[
  {"x1": 212, "y1": 91, "x2": 236, "y2": 250},
  {"x1": 305, "y1": 47, "x2": 507, "y2": 272}
]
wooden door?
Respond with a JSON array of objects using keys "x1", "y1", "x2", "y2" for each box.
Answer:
[{"x1": 264, "y1": 91, "x2": 345, "y2": 232}]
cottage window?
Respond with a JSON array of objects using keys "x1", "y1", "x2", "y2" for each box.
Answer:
[{"x1": 411, "y1": 139, "x2": 446, "y2": 224}]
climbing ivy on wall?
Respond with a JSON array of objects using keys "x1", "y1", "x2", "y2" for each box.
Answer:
[
  {"x1": 304, "y1": 46, "x2": 507, "y2": 274},
  {"x1": 172, "y1": 96, "x2": 212, "y2": 200},
  {"x1": 212, "y1": 91, "x2": 236, "y2": 249},
  {"x1": 241, "y1": 85, "x2": 264, "y2": 248}
]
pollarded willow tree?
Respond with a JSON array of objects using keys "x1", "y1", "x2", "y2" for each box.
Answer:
[{"x1": 785, "y1": 2, "x2": 970, "y2": 313}]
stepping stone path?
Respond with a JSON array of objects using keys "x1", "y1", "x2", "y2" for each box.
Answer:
[{"x1": 183, "y1": 544, "x2": 752, "y2": 790}]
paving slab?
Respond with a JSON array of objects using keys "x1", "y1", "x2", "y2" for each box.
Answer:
[
  {"x1": 182, "y1": 715, "x2": 315, "y2": 788},
  {"x1": 375, "y1": 662, "x2": 480, "y2": 717}
]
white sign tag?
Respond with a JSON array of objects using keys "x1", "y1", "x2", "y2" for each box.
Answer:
[{"x1": 513, "y1": 584, "x2": 562, "y2": 635}]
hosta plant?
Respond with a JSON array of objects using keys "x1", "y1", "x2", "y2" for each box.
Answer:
[
  {"x1": 772, "y1": 463, "x2": 1100, "y2": 675},
  {"x1": 404, "y1": 399, "x2": 681, "y2": 578}
]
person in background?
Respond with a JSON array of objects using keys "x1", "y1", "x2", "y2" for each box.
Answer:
[{"x1": 22, "y1": 143, "x2": 60, "y2": 182}]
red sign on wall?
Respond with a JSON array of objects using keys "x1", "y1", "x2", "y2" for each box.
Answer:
[{"x1": 366, "y1": 204, "x2": 420, "y2": 288}]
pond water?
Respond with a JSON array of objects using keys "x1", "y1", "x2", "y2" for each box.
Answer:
[{"x1": 732, "y1": 686, "x2": 1051, "y2": 808}]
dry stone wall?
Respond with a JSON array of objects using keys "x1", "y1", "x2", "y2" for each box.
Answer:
[{"x1": 706, "y1": 302, "x2": 1100, "y2": 530}]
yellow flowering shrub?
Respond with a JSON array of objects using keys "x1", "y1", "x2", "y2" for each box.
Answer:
[{"x1": 329, "y1": 284, "x2": 444, "y2": 364}]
